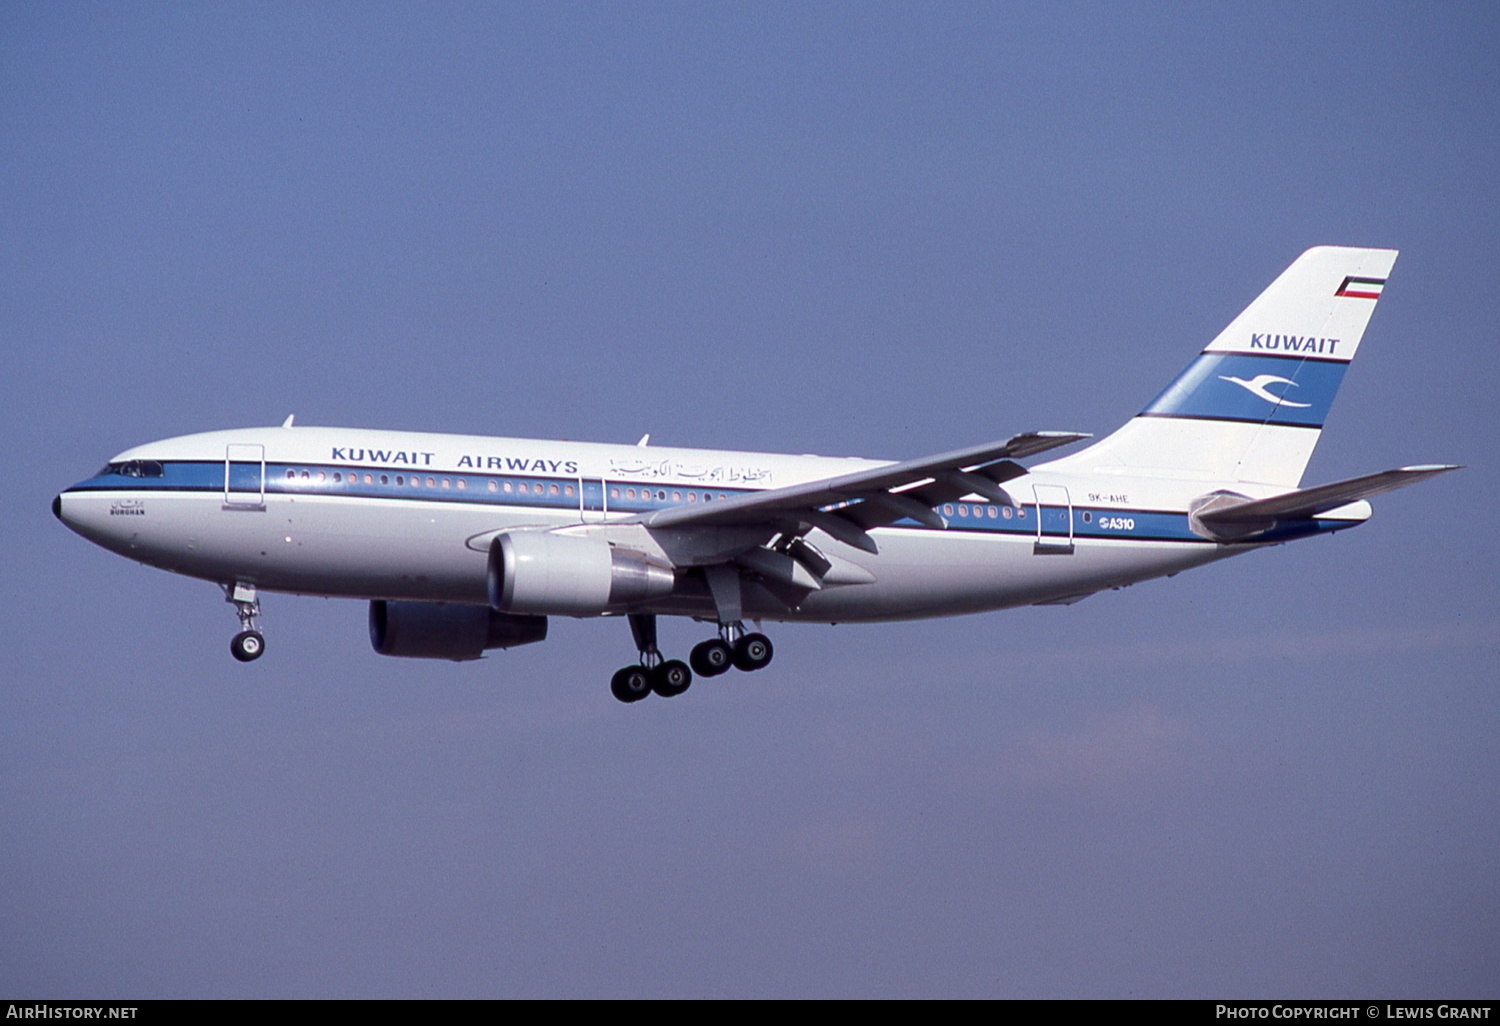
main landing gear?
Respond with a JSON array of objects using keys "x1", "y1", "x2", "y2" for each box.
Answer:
[
  {"x1": 611, "y1": 615, "x2": 773, "y2": 704},
  {"x1": 223, "y1": 582, "x2": 265, "y2": 662},
  {"x1": 609, "y1": 613, "x2": 690, "y2": 703}
]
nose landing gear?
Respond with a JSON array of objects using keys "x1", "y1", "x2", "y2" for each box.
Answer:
[
  {"x1": 230, "y1": 630, "x2": 264, "y2": 662},
  {"x1": 223, "y1": 582, "x2": 265, "y2": 662}
]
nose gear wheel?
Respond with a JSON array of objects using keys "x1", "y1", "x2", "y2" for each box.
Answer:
[{"x1": 223, "y1": 583, "x2": 265, "y2": 662}]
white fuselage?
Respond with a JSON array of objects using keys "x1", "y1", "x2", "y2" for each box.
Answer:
[{"x1": 55, "y1": 424, "x2": 1318, "y2": 624}]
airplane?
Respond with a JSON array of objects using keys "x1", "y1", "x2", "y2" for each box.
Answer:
[{"x1": 53, "y1": 246, "x2": 1457, "y2": 703}]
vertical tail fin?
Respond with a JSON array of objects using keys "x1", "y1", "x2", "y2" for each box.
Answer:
[{"x1": 1046, "y1": 246, "x2": 1398, "y2": 488}]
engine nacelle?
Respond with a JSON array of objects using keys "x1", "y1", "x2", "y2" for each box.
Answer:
[
  {"x1": 487, "y1": 531, "x2": 676, "y2": 616},
  {"x1": 369, "y1": 600, "x2": 547, "y2": 660}
]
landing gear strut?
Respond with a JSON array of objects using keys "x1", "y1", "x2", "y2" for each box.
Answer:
[
  {"x1": 223, "y1": 582, "x2": 265, "y2": 662},
  {"x1": 690, "y1": 621, "x2": 774, "y2": 676},
  {"x1": 612, "y1": 617, "x2": 773, "y2": 704},
  {"x1": 610, "y1": 614, "x2": 692, "y2": 703}
]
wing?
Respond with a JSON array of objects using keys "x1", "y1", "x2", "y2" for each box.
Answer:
[{"x1": 639, "y1": 431, "x2": 1089, "y2": 554}]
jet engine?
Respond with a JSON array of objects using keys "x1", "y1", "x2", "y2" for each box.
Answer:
[
  {"x1": 369, "y1": 600, "x2": 547, "y2": 660},
  {"x1": 487, "y1": 531, "x2": 676, "y2": 616}
]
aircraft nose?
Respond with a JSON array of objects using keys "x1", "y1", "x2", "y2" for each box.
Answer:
[{"x1": 52, "y1": 493, "x2": 63, "y2": 521}]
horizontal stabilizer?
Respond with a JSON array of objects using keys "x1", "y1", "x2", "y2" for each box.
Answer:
[{"x1": 1191, "y1": 464, "x2": 1459, "y2": 540}]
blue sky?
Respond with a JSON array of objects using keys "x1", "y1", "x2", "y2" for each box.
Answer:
[{"x1": 3, "y1": 1, "x2": 1497, "y2": 997}]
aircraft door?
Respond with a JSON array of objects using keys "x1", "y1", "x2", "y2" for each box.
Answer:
[
  {"x1": 579, "y1": 477, "x2": 608, "y2": 523},
  {"x1": 1032, "y1": 483, "x2": 1074, "y2": 554},
  {"x1": 224, "y1": 443, "x2": 266, "y2": 509}
]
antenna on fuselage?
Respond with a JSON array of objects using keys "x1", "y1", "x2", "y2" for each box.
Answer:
[
  {"x1": 282, "y1": 414, "x2": 295, "y2": 428},
  {"x1": 636, "y1": 433, "x2": 650, "y2": 447}
]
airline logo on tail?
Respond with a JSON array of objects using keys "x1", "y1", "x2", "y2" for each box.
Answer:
[
  {"x1": 1140, "y1": 352, "x2": 1347, "y2": 427},
  {"x1": 1218, "y1": 373, "x2": 1311, "y2": 408},
  {"x1": 1247, "y1": 333, "x2": 1343, "y2": 356}
]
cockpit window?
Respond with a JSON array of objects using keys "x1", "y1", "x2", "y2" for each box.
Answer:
[{"x1": 103, "y1": 460, "x2": 165, "y2": 478}]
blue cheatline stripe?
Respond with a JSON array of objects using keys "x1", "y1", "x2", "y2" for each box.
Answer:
[
  {"x1": 900, "y1": 503, "x2": 1357, "y2": 544},
  {"x1": 1140, "y1": 352, "x2": 1348, "y2": 428},
  {"x1": 63, "y1": 461, "x2": 759, "y2": 515},
  {"x1": 923, "y1": 504, "x2": 1200, "y2": 542},
  {"x1": 65, "y1": 462, "x2": 1363, "y2": 545}
]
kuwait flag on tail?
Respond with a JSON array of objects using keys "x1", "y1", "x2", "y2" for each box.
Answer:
[{"x1": 1336, "y1": 275, "x2": 1386, "y2": 299}]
